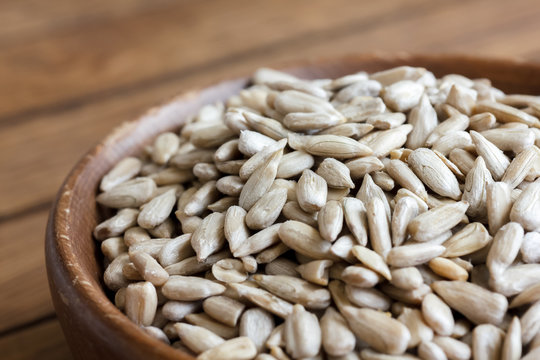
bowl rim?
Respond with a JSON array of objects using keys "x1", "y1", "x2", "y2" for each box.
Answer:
[{"x1": 45, "y1": 53, "x2": 540, "y2": 359}]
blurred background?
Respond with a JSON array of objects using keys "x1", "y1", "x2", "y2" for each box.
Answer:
[{"x1": 0, "y1": 0, "x2": 539, "y2": 358}]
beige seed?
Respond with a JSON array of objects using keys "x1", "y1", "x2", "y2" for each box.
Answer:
[
  {"x1": 100, "y1": 157, "x2": 142, "y2": 192},
  {"x1": 254, "y1": 274, "x2": 331, "y2": 309},
  {"x1": 265, "y1": 258, "x2": 299, "y2": 277},
  {"x1": 489, "y1": 264, "x2": 540, "y2": 297},
  {"x1": 152, "y1": 132, "x2": 180, "y2": 165},
  {"x1": 469, "y1": 112, "x2": 496, "y2": 132},
  {"x1": 510, "y1": 179, "x2": 540, "y2": 231},
  {"x1": 212, "y1": 259, "x2": 248, "y2": 283},
  {"x1": 371, "y1": 66, "x2": 428, "y2": 86},
  {"x1": 162, "y1": 301, "x2": 200, "y2": 322},
  {"x1": 342, "y1": 197, "x2": 368, "y2": 245},
  {"x1": 501, "y1": 317, "x2": 521, "y2": 360},
  {"x1": 330, "y1": 235, "x2": 358, "y2": 264},
  {"x1": 320, "y1": 307, "x2": 356, "y2": 357},
  {"x1": 284, "y1": 304, "x2": 322, "y2": 359},
  {"x1": 296, "y1": 260, "x2": 333, "y2": 286},
  {"x1": 372, "y1": 170, "x2": 395, "y2": 191},
  {"x1": 472, "y1": 324, "x2": 505, "y2": 360},
  {"x1": 345, "y1": 284, "x2": 391, "y2": 311},
  {"x1": 426, "y1": 110, "x2": 469, "y2": 146},
  {"x1": 390, "y1": 267, "x2": 424, "y2": 290},
  {"x1": 197, "y1": 336, "x2": 257, "y2": 360},
  {"x1": 510, "y1": 282, "x2": 540, "y2": 308},
  {"x1": 185, "y1": 313, "x2": 239, "y2": 339},
  {"x1": 243, "y1": 111, "x2": 289, "y2": 140},
  {"x1": 449, "y1": 148, "x2": 476, "y2": 176},
  {"x1": 283, "y1": 111, "x2": 345, "y2": 131},
  {"x1": 241, "y1": 256, "x2": 258, "y2": 273},
  {"x1": 171, "y1": 149, "x2": 215, "y2": 169},
  {"x1": 296, "y1": 169, "x2": 328, "y2": 213},
  {"x1": 408, "y1": 201, "x2": 469, "y2": 242},
  {"x1": 124, "y1": 226, "x2": 150, "y2": 246},
  {"x1": 319, "y1": 122, "x2": 374, "y2": 138},
  {"x1": 94, "y1": 208, "x2": 139, "y2": 240},
  {"x1": 317, "y1": 158, "x2": 355, "y2": 189},
  {"x1": 521, "y1": 231, "x2": 540, "y2": 264},
  {"x1": 418, "y1": 341, "x2": 446, "y2": 360},
  {"x1": 345, "y1": 156, "x2": 384, "y2": 179},
  {"x1": 229, "y1": 283, "x2": 293, "y2": 318},
  {"x1": 470, "y1": 130, "x2": 511, "y2": 181},
  {"x1": 104, "y1": 254, "x2": 131, "y2": 291},
  {"x1": 125, "y1": 281, "x2": 158, "y2": 326},
  {"x1": 432, "y1": 130, "x2": 474, "y2": 156},
  {"x1": 408, "y1": 148, "x2": 462, "y2": 200},
  {"x1": 362, "y1": 125, "x2": 414, "y2": 158},
  {"x1": 432, "y1": 281, "x2": 508, "y2": 325},
  {"x1": 387, "y1": 243, "x2": 445, "y2": 268},
  {"x1": 502, "y1": 147, "x2": 538, "y2": 189},
  {"x1": 97, "y1": 178, "x2": 156, "y2": 209},
  {"x1": 380, "y1": 283, "x2": 432, "y2": 306},
  {"x1": 432, "y1": 336, "x2": 471, "y2": 360},
  {"x1": 233, "y1": 223, "x2": 281, "y2": 258},
  {"x1": 279, "y1": 221, "x2": 335, "y2": 260},
  {"x1": 486, "y1": 182, "x2": 513, "y2": 235},
  {"x1": 130, "y1": 251, "x2": 169, "y2": 286},
  {"x1": 255, "y1": 243, "x2": 290, "y2": 264},
  {"x1": 407, "y1": 94, "x2": 438, "y2": 149},
  {"x1": 387, "y1": 159, "x2": 428, "y2": 200},
  {"x1": 341, "y1": 265, "x2": 382, "y2": 288},
  {"x1": 239, "y1": 308, "x2": 275, "y2": 352},
  {"x1": 462, "y1": 156, "x2": 493, "y2": 220},
  {"x1": 481, "y1": 127, "x2": 536, "y2": 153},
  {"x1": 224, "y1": 206, "x2": 250, "y2": 255},
  {"x1": 246, "y1": 188, "x2": 287, "y2": 230},
  {"x1": 475, "y1": 100, "x2": 540, "y2": 128},
  {"x1": 382, "y1": 80, "x2": 424, "y2": 112},
  {"x1": 398, "y1": 308, "x2": 434, "y2": 349},
  {"x1": 392, "y1": 196, "x2": 420, "y2": 246},
  {"x1": 486, "y1": 222, "x2": 524, "y2": 276},
  {"x1": 288, "y1": 133, "x2": 372, "y2": 159},
  {"x1": 276, "y1": 151, "x2": 314, "y2": 179},
  {"x1": 216, "y1": 176, "x2": 244, "y2": 196},
  {"x1": 318, "y1": 200, "x2": 344, "y2": 242},
  {"x1": 422, "y1": 293, "x2": 455, "y2": 336},
  {"x1": 183, "y1": 181, "x2": 219, "y2": 216},
  {"x1": 282, "y1": 201, "x2": 318, "y2": 227},
  {"x1": 351, "y1": 245, "x2": 391, "y2": 280},
  {"x1": 101, "y1": 237, "x2": 127, "y2": 260},
  {"x1": 521, "y1": 300, "x2": 540, "y2": 345},
  {"x1": 356, "y1": 173, "x2": 391, "y2": 222},
  {"x1": 191, "y1": 212, "x2": 225, "y2": 262},
  {"x1": 341, "y1": 305, "x2": 411, "y2": 355},
  {"x1": 162, "y1": 276, "x2": 225, "y2": 301},
  {"x1": 367, "y1": 197, "x2": 392, "y2": 259},
  {"x1": 239, "y1": 148, "x2": 282, "y2": 210},
  {"x1": 428, "y1": 257, "x2": 468, "y2": 281},
  {"x1": 137, "y1": 189, "x2": 176, "y2": 229},
  {"x1": 128, "y1": 238, "x2": 169, "y2": 259},
  {"x1": 174, "y1": 323, "x2": 225, "y2": 355},
  {"x1": 270, "y1": 179, "x2": 297, "y2": 202}
]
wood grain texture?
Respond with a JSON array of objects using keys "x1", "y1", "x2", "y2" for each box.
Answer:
[
  {"x1": 1, "y1": 0, "x2": 540, "y2": 358},
  {"x1": 0, "y1": 318, "x2": 72, "y2": 360},
  {"x1": 0, "y1": 210, "x2": 53, "y2": 333}
]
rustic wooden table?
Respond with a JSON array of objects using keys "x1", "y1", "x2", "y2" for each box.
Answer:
[{"x1": 1, "y1": 0, "x2": 540, "y2": 358}]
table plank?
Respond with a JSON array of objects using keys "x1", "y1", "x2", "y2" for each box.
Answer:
[
  {"x1": 0, "y1": 0, "x2": 177, "y2": 44},
  {"x1": 0, "y1": 210, "x2": 53, "y2": 333},
  {"x1": 0, "y1": 0, "x2": 432, "y2": 120},
  {"x1": 0, "y1": 318, "x2": 72, "y2": 360}
]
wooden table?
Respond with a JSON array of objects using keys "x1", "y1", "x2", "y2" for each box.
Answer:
[{"x1": 1, "y1": 0, "x2": 539, "y2": 358}]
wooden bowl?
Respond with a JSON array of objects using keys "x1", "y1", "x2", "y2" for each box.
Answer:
[{"x1": 45, "y1": 54, "x2": 540, "y2": 359}]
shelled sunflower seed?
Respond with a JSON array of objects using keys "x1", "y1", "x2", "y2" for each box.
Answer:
[{"x1": 94, "y1": 65, "x2": 540, "y2": 359}]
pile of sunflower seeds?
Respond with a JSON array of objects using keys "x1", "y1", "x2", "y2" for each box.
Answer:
[{"x1": 94, "y1": 65, "x2": 540, "y2": 360}]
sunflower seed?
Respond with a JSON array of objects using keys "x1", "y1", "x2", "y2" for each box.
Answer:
[{"x1": 125, "y1": 281, "x2": 158, "y2": 326}]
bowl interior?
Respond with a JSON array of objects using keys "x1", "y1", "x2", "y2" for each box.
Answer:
[{"x1": 46, "y1": 54, "x2": 540, "y2": 359}]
